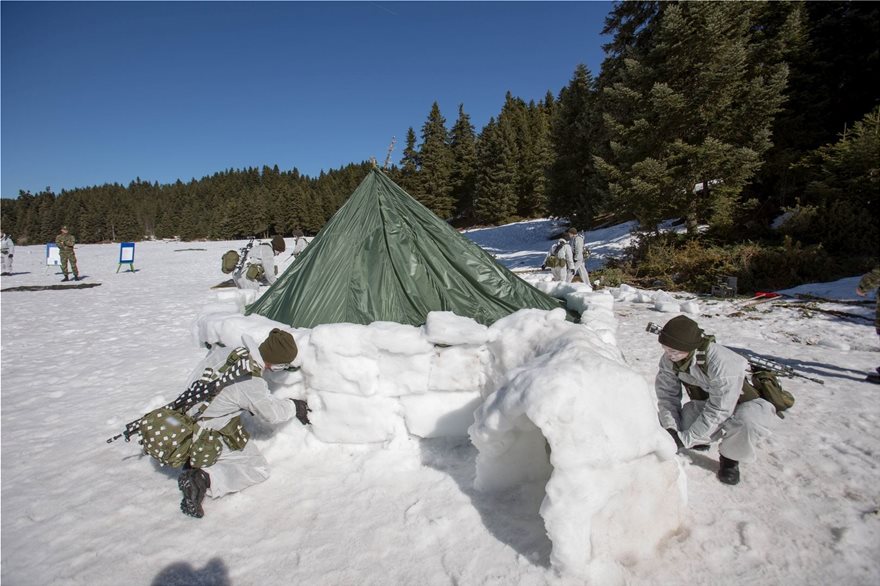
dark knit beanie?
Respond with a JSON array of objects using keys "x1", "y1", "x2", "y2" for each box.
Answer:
[
  {"x1": 658, "y1": 316, "x2": 703, "y2": 352},
  {"x1": 259, "y1": 328, "x2": 297, "y2": 365},
  {"x1": 271, "y1": 235, "x2": 286, "y2": 254}
]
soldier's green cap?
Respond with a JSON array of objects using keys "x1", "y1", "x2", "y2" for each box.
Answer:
[
  {"x1": 259, "y1": 328, "x2": 297, "y2": 365},
  {"x1": 659, "y1": 315, "x2": 703, "y2": 351}
]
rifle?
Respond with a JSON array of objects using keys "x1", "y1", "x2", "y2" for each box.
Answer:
[
  {"x1": 106, "y1": 349, "x2": 257, "y2": 444},
  {"x1": 645, "y1": 322, "x2": 825, "y2": 384},
  {"x1": 233, "y1": 237, "x2": 256, "y2": 273}
]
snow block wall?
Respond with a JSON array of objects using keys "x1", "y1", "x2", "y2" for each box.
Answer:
[
  {"x1": 195, "y1": 287, "x2": 686, "y2": 578},
  {"x1": 196, "y1": 305, "x2": 490, "y2": 444}
]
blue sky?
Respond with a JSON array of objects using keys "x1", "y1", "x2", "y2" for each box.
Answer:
[{"x1": 1, "y1": 1, "x2": 611, "y2": 198}]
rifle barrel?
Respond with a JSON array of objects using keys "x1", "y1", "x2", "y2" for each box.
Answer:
[{"x1": 645, "y1": 322, "x2": 824, "y2": 384}]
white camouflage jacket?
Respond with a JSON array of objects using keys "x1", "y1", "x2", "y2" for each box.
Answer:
[
  {"x1": 1, "y1": 235, "x2": 14, "y2": 255},
  {"x1": 655, "y1": 341, "x2": 748, "y2": 448},
  {"x1": 186, "y1": 335, "x2": 295, "y2": 431}
]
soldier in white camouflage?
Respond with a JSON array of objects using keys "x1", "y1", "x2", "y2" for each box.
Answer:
[
  {"x1": 856, "y1": 267, "x2": 880, "y2": 383},
  {"x1": 176, "y1": 328, "x2": 310, "y2": 518},
  {"x1": 1, "y1": 230, "x2": 14, "y2": 275},
  {"x1": 55, "y1": 226, "x2": 79, "y2": 281}
]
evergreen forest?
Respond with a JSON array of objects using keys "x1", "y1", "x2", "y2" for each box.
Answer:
[{"x1": 1, "y1": 2, "x2": 877, "y2": 291}]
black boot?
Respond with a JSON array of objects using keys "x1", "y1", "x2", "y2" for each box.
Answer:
[
  {"x1": 717, "y1": 455, "x2": 740, "y2": 485},
  {"x1": 61, "y1": 275, "x2": 69, "y2": 282},
  {"x1": 178, "y1": 468, "x2": 210, "y2": 518}
]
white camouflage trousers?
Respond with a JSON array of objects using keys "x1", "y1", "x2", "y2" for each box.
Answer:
[
  {"x1": 681, "y1": 398, "x2": 779, "y2": 463},
  {"x1": 1, "y1": 253, "x2": 12, "y2": 274},
  {"x1": 567, "y1": 260, "x2": 590, "y2": 286},
  {"x1": 204, "y1": 440, "x2": 271, "y2": 498}
]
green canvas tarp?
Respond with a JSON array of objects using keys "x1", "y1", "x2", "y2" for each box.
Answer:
[{"x1": 246, "y1": 168, "x2": 563, "y2": 328}]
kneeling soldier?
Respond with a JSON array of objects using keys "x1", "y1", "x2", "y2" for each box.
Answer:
[
  {"x1": 655, "y1": 316, "x2": 780, "y2": 485},
  {"x1": 177, "y1": 328, "x2": 309, "y2": 517}
]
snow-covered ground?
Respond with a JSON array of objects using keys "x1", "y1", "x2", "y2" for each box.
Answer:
[{"x1": 1, "y1": 220, "x2": 878, "y2": 585}]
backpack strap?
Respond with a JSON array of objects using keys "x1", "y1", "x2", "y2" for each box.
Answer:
[
  {"x1": 124, "y1": 347, "x2": 260, "y2": 440},
  {"x1": 686, "y1": 335, "x2": 759, "y2": 404}
]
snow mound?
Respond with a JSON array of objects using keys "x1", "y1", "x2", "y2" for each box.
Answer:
[
  {"x1": 469, "y1": 309, "x2": 686, "y2": 579},
  {"x1": 195, "y1": 288, "x2": 686, "y2": 578}
]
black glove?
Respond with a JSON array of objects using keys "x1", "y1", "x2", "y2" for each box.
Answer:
[
  {"x1": 666, "y1": 428, "x2": 684, "y2": 450},
  {"x1": 8, "y1": 254, "x2": 12, "y2": 258},
  {"x1": 290, "y1": 399, "x2": 311, "y2": 425},
  {"x1": 540, "y1": 265, "x2": 546, "y2": 271}
]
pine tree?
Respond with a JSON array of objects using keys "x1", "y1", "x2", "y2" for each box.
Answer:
[
  {"x1": 596, "y1": 2, "x2": 801, "y2": 234},
  {"x1": 474, "y1": 118, "x2": 517, "y2": 224},
  {"x1": 498, "y1": 93, "x2": 530, "y2": 218},
  {"x1": 548, "y1": 64, "x2": 603, "y2": 226},
  {"x1": 755, "y1": 1, "x2": 877, "y2": 207},
  {"x1": 518, "y1": 100, "x2": 552, "y2": 218},
  {"x1": 417, "y1": 102, "x2": 455, "y2": 218},
  {"x1": 789, "y1": 106, "x2": 880, "y2": 255},
  {"x1": 397, "y1": 127, "x2": 421, "y2": 195},
  {"x1": 449, "y1": 104, "x2": 478, "y2": 222}
]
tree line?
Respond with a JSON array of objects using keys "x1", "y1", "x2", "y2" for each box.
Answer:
[{"x1": 1, "y1": 2, "x2": 877, "y2": 258}]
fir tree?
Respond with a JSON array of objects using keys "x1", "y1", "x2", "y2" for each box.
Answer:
[
  {"x1": 596, "y1": 2, "x2": 800, "y2": 234},
  {"x1": 449, "y1": 104, "x2": 478, "y2": 222},
  {"x1": 418, "y1": 102, "x2": 455, "y2": 218},
  {"x1": 518, "y1": 100, "x2": 552, "y2": 218},
  {"x1": 548, "y1": 64, "x2": 603, "y2": 226},
  {"x1": 398, "y1": 127, "x2": 421, "y2": 196},
  {"x1": 474, "y1": 118, "x2": 517, "y2": 224},
  {"x1": 789, "y1": 106, "x2": 880, "y2": 255}
]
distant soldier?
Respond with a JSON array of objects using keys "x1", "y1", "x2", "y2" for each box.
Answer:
[
  {"x1": 291, "y1": 229, "x2": 308, "y2": 259},
  {"x1": 233, "y1": 235, "x2": 286, "y2": 290},
  {"x1": 566, "y1": 227, "x2": 590, "y2": 287},
  {"x1": 1, "y1": 230, "x2": 14, "y2": 275},
  {"x1": 542, "y1": 238, "x2": 573, "y2": 282},
  {"x1": 856, "y1": 267, "x2": 880, "y2": 383},
  {"x1": 55, "y1": 226, "x2": 79, "y2": 281}
]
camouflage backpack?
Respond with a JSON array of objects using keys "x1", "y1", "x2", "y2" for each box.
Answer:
[
  {"x1": 134, "y1": 347, "x2": 259, "y2": 468},
  {"x1": 546, "y1": 242, "x2": 566, "y2": 268},
  {"x1": 138, "y1": 408, "x2": 250, "y2": 468},
  {"x1": 245, "y1": 263, "x2": 265, "y2": 281},
  {"x1": 221, "y1": 250, "x2": 240, "y2": 274},
  {"x1": 750, "y1": 369, "x2": 795, "y2": 418}
]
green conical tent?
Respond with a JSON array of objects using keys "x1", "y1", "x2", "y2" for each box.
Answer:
[{"x1": 246, "y1": 168, "x2": 563, "y2": 328}]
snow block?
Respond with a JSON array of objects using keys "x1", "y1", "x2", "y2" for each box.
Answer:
[
  {"x1": 400, "y1": 391, "x2": 482, "y2": 438},
  {"x1": 427, "y1": 346, "x2": 489, "y2": 393},
  {"x1": 423, "y1": 311, "x2": 491, "y2": 346},
  {"x1": 308, "y1": 391, "x2": 400, "y2": 444}
]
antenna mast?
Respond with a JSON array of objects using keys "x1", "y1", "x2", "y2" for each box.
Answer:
[{"x1": 383, "y1": 136, "x2": 397, "y2": 170}]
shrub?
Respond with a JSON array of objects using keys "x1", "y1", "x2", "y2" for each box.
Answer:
[{"x1": 614, "y1": 232, "x2": 875, "y2": 294}]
